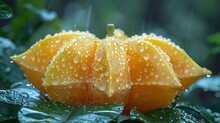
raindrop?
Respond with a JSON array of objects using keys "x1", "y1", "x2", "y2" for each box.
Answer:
[
  {"x1": 26, "y1": 83, "x2": 32, "y2": 87},
  {"x1": 51, "y1": 81, "x2": 59, "y2": 86},
  {"x1": 143, "y1": 54, "x2": 149, "y2": 60},
  {"x1": 136, "y1": 75, "x2": 142, "y2": 81},
  {"x1": 81, "y1": 63, "x2": 87, "y2": 70},
  {"x1": 62, "y1": 57, "x2": 65, "y2": 62},
  {"x1": 69, "y1": 65, "x2": 73, "y2": 69},
  {"x1": 45, "y1": 34, "x2": 51, "y2": 39},
  {"x1": 104, "y1": 71, "x2": 109, "y2": 76},
  {"x1": 139, "y1": 46, "x2": 145, "y2": 52},
  {"x1": 99, "y1": 83, "x2": 106, "y2": 91},
  {"x1": 73, "y1": 56, "x2": 79, "y2": 63},
  {"x1": 206, "y1": 75, "x2": 211, "y2": 77},
  {"x1": 22, "y1": 56, "x2": 26, "y2": 59}
]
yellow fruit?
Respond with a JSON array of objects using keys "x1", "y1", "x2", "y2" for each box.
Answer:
[
  {"x1": 42, "y1": 35, "x2": 98, "y2": 105},
  {"x1": 89, "y1": 37, "x2": 131, "y2": 104},
  {"x1": 11, "y1": 24, "x2": 211, "y2": 113},
  {"x1": 10, "y1": 31, "x2": 95, "y2": 92},
  {"x1": 123, "y1": 37, "x2": 181, "y2": 113},
  {"x1": 141, "y1": 33, "x2": 211, "y2": 93}
]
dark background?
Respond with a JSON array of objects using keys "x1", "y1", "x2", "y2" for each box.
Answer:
[{"x1": 1, "y1": 0, "x2": 220, "y2": 74}]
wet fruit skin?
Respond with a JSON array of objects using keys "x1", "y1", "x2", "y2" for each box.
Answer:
[
  {"x1": 89, "y1": 37, "x2": 131, "y2": 105},
  {"x1": 43, "y1": 35, "x2": 98, "y2": 105},
  {"x1": 141, "y1": 33, "x2": 211, "y2": 93},
  {"x1": 10, "y1": 31, "x2": 95, "y2": 92},
  {"x1": 124, "y1": 39, "x2": 181, "y2": 113},
  {"x1": 10, "y1": 25, "x2": 211, "y2": 113}
]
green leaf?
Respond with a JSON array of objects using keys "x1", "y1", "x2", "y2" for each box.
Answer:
[
  {"x1": 129, "y1": 108, "x2": 152, "y2": 123},
  {"x1": 207, "y1": 32, "x2": 220, "y2": 45},
  {"x1": 0, "y1": 87, "x2": 40, "y2": 107},
  {"x1": 0, "y1": 109, "x2": 19, "y2": 122},
  {"x1": 0, "y1": 0, "x2": 13, "y2": 19},
  {"x1": 0, "y1": 37, "x2": 23, "y2": 89},
  {"x1": 0, "y1": 80, "x2": 123, "y2": 123},
  {"x1": 18, "y1": 103, "x2": 123, "y2": 123},
  {"x1": 24, "y1": 3, "x2": 57, "y2": 22},
  {"x1": 143, "y1": 107, "x2": 197, "y2": 123},
  {"x1": 18, "y1": 102, "x2": 74, "y2": 123},
  {"x1": 66, "y1": 104, "x2": 123, "y2": 123},
  {"x1": 177, "y1": 104, "x2": 220, "y2": 123}
]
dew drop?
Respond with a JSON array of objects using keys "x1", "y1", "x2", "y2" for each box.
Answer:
[
  {"x1": 139, "y1": 46, "x2": 145, "y2": 52},
  {"x1": 206, "y1": 75, "x2": 211, "y2": 77},
  {"x1": 69, "y1": 65, "x2": 73, "y2": 69},
  {"x1": 20, "y1": 92, "x2": 29, "y2": 98},
  {"x1": 73, "y1": 56, "x2": 79, "y2": 63},
  {"x1": 143, "y1": 54, "x2": 149, "y2": 60},
  {"x1": 99, "y1": 83, "x2": 106, "y2": 91},
  {"x1": 82, "y1": 63, "x2": 87, "y2": 70},
  {"x1": 104, "y1": 71, "x2": 109, "y2": 76},
  {"x1": 51, "y1": 81, "x2": 59, "y2": 86},
  {"x1": 136, "y1": 75, "x2": 142, "y2": 81},
  {"x1": 22, "y1": 56, "x2": 26, "y2": 59}
]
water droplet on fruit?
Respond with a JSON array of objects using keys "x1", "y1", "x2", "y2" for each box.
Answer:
[
  {"x1": 81, "y1": 63, "x2": 87, "y2": 70},
  {"x1": 139, "y1": 46, "x2": 145, "y2": 52},
  {"x1": 99, "y1": 83, "x2": 107, "y2": 91},
  {"x1": 136, "y1": 75, "x2": 142, "y2": 81},
  {"x1": 52, "y1": 81, "x2": 59, "y2": 86},
  {"x1": 104, "y1": 71, "x2": 109, "y2": 76},
  {"x1": 143, "y1": 54, "x2": 149, "y2": 60},
  {"x1": 73, "y1": 56, "x2": 79, "y2": 63}
]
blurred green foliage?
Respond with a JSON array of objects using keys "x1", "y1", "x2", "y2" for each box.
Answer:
[
  {"x1": 1, "y1": 0, "x2": 220, "y2": 74},
  {"x1": 0, "y1": 0, "x2": 12, "y2": 19}
]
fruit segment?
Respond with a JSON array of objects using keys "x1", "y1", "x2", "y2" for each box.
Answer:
[
  {"x1": 124, "y1": 37, "x2": 181, "y2": 113},
  {"x1": 10, "y1": 31, "x2": 95, "y2": 92},
  {"x1": 89, "y1": 37, "x2": 131, "y2": 104},
  {"x1": 141, "y1": 33, "x2": 211, "y2": 93},
  {"x1": 43, "y1": 35, "x2": 98, "y2": 105}
]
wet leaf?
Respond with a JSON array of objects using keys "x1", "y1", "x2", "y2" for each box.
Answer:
[
  {"x1": 18, "y1": 103, "x2": 123, "y2": 123},
  {"x1": 0, "y1": 80, "x2": 123, "y2": 123},
  {"x1": 0, "y1": 37, "x2": 23, "y2": 89},
  {"x1": 0, "y1": 0, "x2": 13, "y2": 19},
  {"x1": 129, "y1": 108, "x2": 152, "y2": 123},
  {"x1": 177, "y1": 104, "x2": 220, "y2": 123},
  {"x1": 0, "y1": 86, "x2": 40, "y2": 107},
  {"x1": 18, "y1": 102, "x2": 74, "y2": 123},
  {"x1": 66, "y1": 104, "x2": 123, "y2": 123},
  {"x1": 130, "y1": 107, "x2": 197, "y2": 123}
]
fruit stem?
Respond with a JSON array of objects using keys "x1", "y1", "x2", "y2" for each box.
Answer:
[{"x1": 107, "y1": 24, "x2": 114, "y2": 37}]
